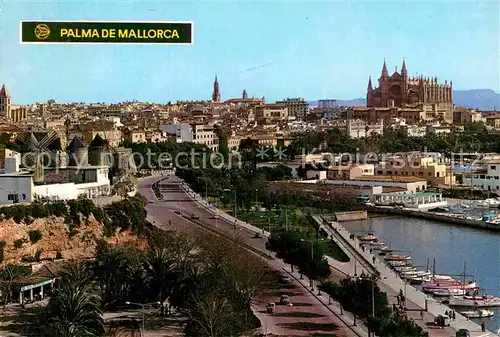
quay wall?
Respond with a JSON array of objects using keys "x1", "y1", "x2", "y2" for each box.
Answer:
[
  {"x1": 334, "y1": 210, "x2": 368, "y2": 222},
  {"x1": 368, "y1": 206, "x2": 500, "y2": 232}
]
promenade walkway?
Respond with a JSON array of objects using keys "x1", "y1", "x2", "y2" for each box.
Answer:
[
  {"x1": 314, "y1": 216, "x2": 496, "y2": 337},
  {"x1": 179, "y1": 183, "x2": 495, "y2": 337}
]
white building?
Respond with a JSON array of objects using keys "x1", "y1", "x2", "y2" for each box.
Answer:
[
  {"x1": 462, "y1": 161, "x2": 500, "y2": 191},
  {"x1": 159, "y1": 122, "x2": 218, "y2": 151},
  {"x1": 0, "y1": 154, "x2": 111, "y2": 205},
  {"x1": 160, "y1": 122, "x2": 192, "y2": 143}
]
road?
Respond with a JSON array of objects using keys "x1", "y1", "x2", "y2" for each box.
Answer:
[{"x1": 138, "y1": 174, "x2": 367, "y2": 337}]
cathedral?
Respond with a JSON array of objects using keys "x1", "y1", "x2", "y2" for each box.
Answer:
[
  {"x1": 367, "y1": 60, "x2": 453, "y2": 123},
  {"x1": 0, "y1": 84, "x2": 27, "y2": 123}
]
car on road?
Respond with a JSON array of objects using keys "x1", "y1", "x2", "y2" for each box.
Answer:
[{"x1": 149, "y1": 200, "x2": 154, "y2": 203}]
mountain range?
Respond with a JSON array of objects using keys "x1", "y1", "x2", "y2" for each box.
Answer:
[{"x1": 309, "y1": 89, "x2": 500, "y2": 111}]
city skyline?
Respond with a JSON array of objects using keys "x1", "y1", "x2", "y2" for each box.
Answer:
[{"x1": 0, "y1": 1, "x2": 498, "y2": 104}]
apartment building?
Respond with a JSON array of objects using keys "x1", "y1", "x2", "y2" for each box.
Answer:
[
  {"x1": 275, "y1": 98, "x2": 309, "y2": 119},
  {"x1": 375, "y1": 155, "x2": 454, "y2": 186},
  {"x1": 191, "y1": 123, "x2": 218, "y2": 151}
]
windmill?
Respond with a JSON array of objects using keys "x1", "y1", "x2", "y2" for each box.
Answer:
[{"x1": 18, "y1": 130, "x2": 60, "y2": 183}]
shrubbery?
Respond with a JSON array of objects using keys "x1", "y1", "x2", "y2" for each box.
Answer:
[
  {"x1": 28, "y1": 230, "x2": 43, "y2": 243},
  {"x1": 0, "y1": 195, "x2": 150, "y2": 240},
  {"x1": 14, "y1": 239, "x2": 23, "y2": 249}
]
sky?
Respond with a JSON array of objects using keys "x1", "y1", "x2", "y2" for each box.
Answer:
[{"x1": 0, "y1": 0, "x2": 499, "y2": 104}]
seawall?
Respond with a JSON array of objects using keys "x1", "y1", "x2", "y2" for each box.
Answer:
[
  {"x1": 334, "y1": 210, "x2": 368, "y2": 222},
  {"x1": 368, "y1": 206, "x2": 500, "y2": 232}
]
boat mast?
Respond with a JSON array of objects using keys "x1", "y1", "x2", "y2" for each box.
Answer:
[
  {"x1": 432, "y1": 258, "x2": 436, "y2": 278},
  {"x1": 462, "y1": 260, "x2": 466, "y2": 293}
]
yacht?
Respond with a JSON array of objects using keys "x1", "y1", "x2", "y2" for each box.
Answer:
[{"x1": 459, "y1": 309, "x2": 494, "y2": 318}]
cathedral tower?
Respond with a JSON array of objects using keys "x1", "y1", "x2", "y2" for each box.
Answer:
[
  {"x1": 366, "y1": 59, "x2": 453, "y2": 123},
  {"x1": 0, "y1": 84, "x2": 11, "y2": 119},
  {"x1": 212, "y1": 75, "x2": 221, "y2": 102}
]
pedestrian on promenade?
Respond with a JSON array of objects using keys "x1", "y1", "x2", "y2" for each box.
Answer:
[
  {"x1": 372, "y1": 256, "x2": 376, "y2": 264},
  {"x1": 369, "y1": 248, "x2": 373, "y2": 254},
  {"x1": 397, "y1": 294, "x2": 401, "y2": 306},
  {"x1": 452, "y1": 310, "x2": 456, "y2": 320},
  {"x1": 481, "y1": 321, "x2": 486, "y2": 332},
  {"x1": 420, "y1": 310, "x2": 424, "y2": 320},
  {"x1": 393, "y1": 303, "x2": 397, "y2": 312},
  {"x1": 362, "y1": 246, "x2": 365, "y2": 252}
]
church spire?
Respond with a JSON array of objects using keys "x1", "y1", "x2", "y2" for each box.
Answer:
[
  {"x1": 0, "y1": 84, "x2": 9, "y2": 97},
  {"x1": 212, "y1": 74, "x2": 220, "y2": 102},
  {"x1": 242, "y1": 89, "x2": 248, "y2": 99},
  {"x1": 401, "y1": 58, "x2": 407, "y2": 77},
  {"x1": 381, "y1": 59, "x2": 388, "y2": 77},
  {"x1": 367, "y1": 76, "x2": 373, "y2": 91}
]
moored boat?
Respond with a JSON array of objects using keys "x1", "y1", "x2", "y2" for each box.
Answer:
[
  {"x1": 358, "y1": 233, "x2": 377, "y2": 242},
  {"x1": 384, "y1": 254, "x2": 411, "y2": 262},
  {"x1": 364, "y1": 241, "x2": 385, "y2": 247},
  {"x1": 422, "y1": 280, "x2": 478, "y2": 292},
  {"x1": 448, "y1": 295, "x2": 500, "y2": 308},
  {"x1": 431, "y1": 289, "x2": 469, "y2": 297},
  {"x1": 459, "y1": 309, "x2": 494, "y2": 318}
]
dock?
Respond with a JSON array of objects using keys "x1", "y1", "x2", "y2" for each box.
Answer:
[
  {"x1": 369, "y1": 205, "x2": 500, "y2": 232},
  {"x1": 312, "y1": 215, "x2": 497, "y2": 337}
]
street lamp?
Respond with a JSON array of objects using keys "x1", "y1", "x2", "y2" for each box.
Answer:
[{"x1": 125, "y1": 301, "x2": 161, "y2": 337}]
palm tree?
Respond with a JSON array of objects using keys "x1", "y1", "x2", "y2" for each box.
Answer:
[{"x1": 43, "y1": 262, "x2": 104, "y2": 337}]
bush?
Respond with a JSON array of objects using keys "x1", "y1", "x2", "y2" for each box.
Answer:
[
  {"x1": 14, "y1": 239, "x2": 23, "y2": 249},
  {"x1": 0, "y1": 240, "x2": 6, "y2": 249},
  {"x1": 55, "y1": 251, "x2": 63, "y2": 259},
  {"x1": 0, "y1": 247, "x2": 4, "y2": 264},
  {"x1": 28, "y1": 230, "x2": 43, "y2": 244}
]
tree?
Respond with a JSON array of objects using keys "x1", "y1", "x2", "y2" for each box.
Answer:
[
  {"x1": 33, "y1": 262, "x2": 105, "y2": 337},
  {"x1": 0, "y1": 264, "x2": 31, "y2": 308}
]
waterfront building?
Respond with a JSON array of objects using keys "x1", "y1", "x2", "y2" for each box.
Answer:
[
  {"x1": 461, "y1": 161, "x2": 500, "y2": 192},
  {"x1": 302, "y1": 175, "x2": 427, "y2": 194},
  {"x1": 367, "y1": 59, "x2": 453, "y2": 123},
  {"x1": 375, "y1": 154, "x2": 454, "y2": 187},
  {"x1": 373, "y1": 192, "x2": 446, "y2": 209},
  {"x1": 275, "y1": 98, "x2": 309, "y2": 119}
]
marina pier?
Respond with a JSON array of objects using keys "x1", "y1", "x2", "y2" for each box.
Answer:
[{"x1": 312, "y1": 215, "x2": 498, "y2": 336}]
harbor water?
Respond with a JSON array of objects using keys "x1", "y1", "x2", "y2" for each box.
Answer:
[{"x1": 344, "y1": 215, "x2": 500, "y2": 333}]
